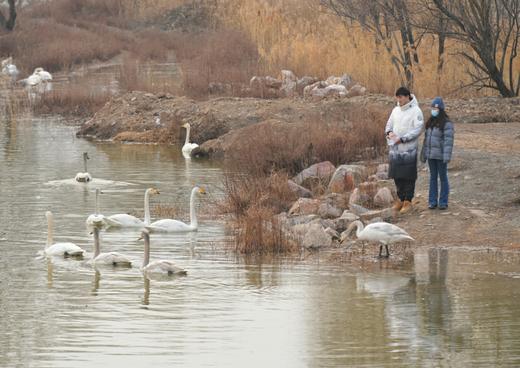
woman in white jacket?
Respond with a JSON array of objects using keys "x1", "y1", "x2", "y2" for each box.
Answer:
[{"x1": 385, "y1": 87, "x2": 424, "y2": 214}]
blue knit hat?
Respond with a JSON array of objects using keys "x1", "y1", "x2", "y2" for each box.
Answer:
[{"x1": 431, "y1": 96, "x2": 445, "y2": 110}]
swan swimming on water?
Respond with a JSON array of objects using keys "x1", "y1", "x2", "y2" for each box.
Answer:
[
  {"x1": 90, "y1": 226, "x2": 132, "y2": 267},
  {"x1": 141, "y1": 229, "x2": 187, "y2": 275},
  {"x1": 86, "y1": 189, "x2": 106, "y2": 228},
  {"x1": 75, "y1": 152, "x2": 92, "y2": 182},
  {"x1": 342, "y1": 220, "x2": 414, "y2": 258},
  {"x1": 145, "y1": 186, "x2": 206, "y2": 233},
  {"x1": 181, "y1": 123, "x2": 199, "y2": 158},
  {"x1": 104, "y1": 187, "x2": 160, "y2": 228},
  {"x1": 44, "y1": 211, "x2": 85, "y2": 257}
]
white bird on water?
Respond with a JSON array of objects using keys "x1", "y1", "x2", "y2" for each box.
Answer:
[
  {"x1": 44, "y1": 211, "x2": 85, "y2": 257},
  {"x1": 342, "y1": 220, "x2": 414, "y2": 258},
  {"x1": 104, "y1": 187, "x2": 160, "y2": 228},
  {"x1": 141, "y1": 229, "x2": 187, "y2": 276},
  {"x1": 181, "y1": 123, "x2": 199, "y2": 158},
  {"x1": 75, "y1": 152, "x2": 92, "y2": 183},
  {"x1": 86, "y1": 189, "x2": 106, "y2": 228},
  {"x1": 145, "y1": 186, "x2": 206, "y2": 233},
  {"x1": 90, "y1": 226, "x2": 132, "y2": 267}
]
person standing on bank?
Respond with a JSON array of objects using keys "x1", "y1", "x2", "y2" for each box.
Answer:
[
  {"x1": 385, "y1": 87, "x2": 424, "y2": 214},
  {"x1": 421, "y1": 97, "x2": 454, "y2": 210}
]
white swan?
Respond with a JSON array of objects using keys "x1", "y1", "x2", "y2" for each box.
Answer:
[
  {"x1": 342, "y1": 220, "x2": 414, "y2": 257},
  {"x1": 34, "y1": 67, "x2": 52, "y2": 82},
  {"x1": 104, "y1": 187, "x2": 160, "y2": 228},
  {"x1": 90, "y1": 226, "x2": 132, "y2": 267},
  {"x1": 1, "y1": 57, "x2": 19, "y2": 83},
  {"x1": 181, "y1": 123, "x2": 199, "y2": 158},
  {"x1": 44, "y1": 211, "x2": 85, "y2": 257},
  {"x1": 141, "y1": 229, "x2": 187, "y2": 275},
  {"x1": 145, "y1": 186, "x2": 206, "y2": 233},
  {"x1": 75, "y1": 152, "x2": 92, "y2": 182},
  {"x1": 86, "y1": 189, "x2": 106, "y2": 227}
]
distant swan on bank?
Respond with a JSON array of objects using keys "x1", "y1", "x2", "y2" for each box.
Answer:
[
  {"x1": 145, "y1": 186, "x2": 206, "y2": 233},
  {"x1": 34, "y1": 67, "x2": 52, "y2": 82},
  {"x1": 141, "y1": 229, "x2": 187, "y2": 275},
  {"x1": 44, "y1": 211, "x2": 85, "y2": 257},
  {"x1": 86, "y1": 189, "x2": 106, "y2": 227},
  {"x1": 342, "y1": 220, "x2": 414, "y2": 258},
  {"x1": 75, "y1": 152, "x2": 92, "y2": 182},
  {"x1": 90, "y1": 226, "x2": 132, "y2": 267},
  {"x1": 1, "y1": 57, "x2": 19, "y2": 84},
  {"x1": 181, "y1": 123, "x2": 199, "y2": 158},
  {"x1": 105, "y1": 187, "x2": 160, "y2": 228}
]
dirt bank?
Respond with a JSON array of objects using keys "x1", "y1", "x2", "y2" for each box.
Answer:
[{"x1": 76, "y1": 92, "x2": 520, "y2": 157}]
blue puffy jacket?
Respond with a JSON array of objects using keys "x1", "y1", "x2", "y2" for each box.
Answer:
[{"x1": 422, "y1": 121, "x2": 454, "y2": 163}]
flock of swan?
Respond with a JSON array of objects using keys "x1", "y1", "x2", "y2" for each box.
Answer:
[
  {"x1": 44, "y1": 149, "x2": 206, "y2": 277},
  {"x1": 2, "y1": 57, "x2": 52, "y2": 89}
]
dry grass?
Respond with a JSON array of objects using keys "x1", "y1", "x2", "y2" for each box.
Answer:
[{"x1": 33, "y1": 83, "x2": 112, "y2": 118}]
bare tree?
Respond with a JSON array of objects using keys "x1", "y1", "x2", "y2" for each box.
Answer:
[
  {"x1": 429, "y1": 0, "x2": 520, "y2": 97},
  {"x1": 321, "y1": 0, "x2": 424, "y2": 88},
  {"x1": 0, "y1": 0, "x2": 16, "y2": 31}
]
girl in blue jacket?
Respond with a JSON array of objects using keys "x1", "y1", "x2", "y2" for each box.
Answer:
[{"x1": 421, "y1": 97, "x2": 454, "y2": 210}]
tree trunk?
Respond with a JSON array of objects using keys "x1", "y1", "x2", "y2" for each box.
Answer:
[{"x1": 0, "y1": 0, "x2": 17, "y2": 31}]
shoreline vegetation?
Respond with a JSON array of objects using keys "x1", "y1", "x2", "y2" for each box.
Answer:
[{"x1": 2, "y1": 0, "x2": 520, "y2": 256}]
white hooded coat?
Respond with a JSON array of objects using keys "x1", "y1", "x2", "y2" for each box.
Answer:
[{"x1": 385, "y1": 95, "x2": 424, "y2": 179}]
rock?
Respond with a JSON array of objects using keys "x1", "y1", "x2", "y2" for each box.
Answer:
[
  {"x1": 347, "y1": 83, "x2": 367, "y2": 97},
  {"x1": 303, "y1": 81, "x2": 328, "y2": 98},
  {"x1": 333, "y1": 211, "x2": 360, "y2": 232},
  {"x1": 296, "y1": 76, "x2": 319, "y2": 95},
  {"x1": 265, "y1": 76, "x2": 283, "y2": 89},
  {"x1": 292, "y1": 222, "x2": 332, "y2": 249},
  {"x1": 318, "y1": 202, "x2": 343, "y2": 219},
  {"x1": 288, "y1": 180, "x2": 312, "y2": 198},
  {"x1": 288, "y1": 198, "x2": 321, "y2": 216},
  {"x1": 323, "y1": 192, "x2": 349, "y2": 210},
  {"x1": 325, "y1": 74, "x2": 353, "y2": 88},
  {"x1": 368, "y1": 217, "x2": 383, "y2": 224},
  {"x1": 249, "y1": 76, "x2": 281, "y2": 98},
  {"x1": 280, "y1": 70, "x2": 298, "y2": 97},
  {"x1": 324, "y1": 84, "x2": 348, "y2": 98},
  {"x1": 349, "y1": 188, "x2": 371, "y2": 206},
  {"x1": 359, "y1": 208, "x2": 393, "y2": 222},
  {"x1": 349, "y1": 203, "x2": 371, "y2": 216},
  {"x1": 293, "y1": 161, "x2": 336, "y2": 188},
  {"x1": 358, "y1": 181, "x2": 379, "y2": 200},
  {"x1": 373, "y1": 187, "x2": 394, "y2": 207},
  {"x1": 324, "y1": 227, "x2": 340, "y2": 241},
  {"x1": 328, "y1": 165, "x2": 367, "y2": 193},
  {"x1": 375, "y1": 163, "x2": 389, "y2": 180},
  {"x1": 208, "y1": 82, "x2": 232, "y2": 95}
]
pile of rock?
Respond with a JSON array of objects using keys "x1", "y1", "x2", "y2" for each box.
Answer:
[
  {"x1": 249, "y1": 70, "x2": 367, "y2": 99},
  {"x1": 276, "y1": 161, "x2": 396, "y2": 249}
]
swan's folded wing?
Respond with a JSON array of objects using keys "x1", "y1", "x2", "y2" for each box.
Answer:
[
  {"x1": 368, "y1": 223, "x2": 412, "y2": 237},
  {"x1": 95, "y1": 252, "x2": 132, "y2": 266},
  {"x1": 106, "y1": 214, "x2": 144, "y2": 227}
]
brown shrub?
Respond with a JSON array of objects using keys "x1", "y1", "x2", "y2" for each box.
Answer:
[
  {"x1": 33, "y1": 84, "x2": 112, "y2": 118},
  {"x1": 171, "y1": 30, "x2": 261, "y2": 98}
]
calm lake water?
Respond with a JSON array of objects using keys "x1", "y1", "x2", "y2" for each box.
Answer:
[{"x1": 1, "y1": 116, "x2": 520, "y2": 367}]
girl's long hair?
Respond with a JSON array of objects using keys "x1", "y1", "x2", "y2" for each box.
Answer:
[{"x1": 426, "y1": 109, "x2": 450, "y2": 130}]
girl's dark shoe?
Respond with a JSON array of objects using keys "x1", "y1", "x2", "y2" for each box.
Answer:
[
  {"x1": 439, "y1": 205, "x2": 448, "y2": 210},
  {"x1": 428, "y1": 204, "x2": 437, "y2": 209}
]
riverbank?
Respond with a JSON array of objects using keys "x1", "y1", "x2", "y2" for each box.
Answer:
[{"x1": 75, "y1": 92, "x2": 520, "y2": 260}]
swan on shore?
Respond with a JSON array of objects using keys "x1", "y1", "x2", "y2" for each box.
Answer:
[
  {"x1": 90, "y1": 226, "x2": 132, "y2": 267},
  {"x1": 145, "y1": 186, "x2": 206, "y2": 233},
  {"x1": 181, "y1": 123, "x2": 199, "y2": 158},
  {"x1": 141, "y1": 229, "x2": 187, "y2": 275},
  {"x1": 342, "y1": 220, "x2": 414, "y2": 258},
  {"x1": 86, "y1": 189, "x2": 106, "y2": 227},
  {"x1": 45, "y1": 211, "x2": 85, "y2": 257},
  {"x1": 1, "y1": 57, "x2": 19, "y2": 83},
  {"x1": 75, "y1": 152, "x2": 92, "y2": 182},
  {"x1": 104, "y1": 187, "x2": 160, "y2": 228},
  {"x1": 34, "y1": 67, "x2": 52, "y2": 82}
]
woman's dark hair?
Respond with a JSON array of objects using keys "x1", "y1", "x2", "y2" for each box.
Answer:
[
  {"x1": 395, "y1": 86, "x2": 411, "y2": 97},
  {"x1": 426, "y1": 109, "x2": 450, "y2": 130}
]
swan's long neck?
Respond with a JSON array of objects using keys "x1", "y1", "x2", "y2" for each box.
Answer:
[
  {"x1": 353, "y1": 220, "x2": 364, "y2": 238},
  {"x1": 144, "y1": 189, "x2": 151, "y2": 225},
  {"x1": 184, "y1": 125, "x2": 190, "y2": 145},
  {"x1": 46, "y1": 214, "x2": 53, "y2": 247},
  {"x1": 83, "y1": 155, "x2": 88, "y2": 173},
  {"x1": 189, "y1": 187, "x2": 198, "y2": 228},
  {"x1": 143, "y1": 233, "x2": 150, "y2": 267},
  {"x1": 93, "y1": 227, "x2": 101, "y2": 258},
  {"x1": 95, "y1": 189, "x2": 100, "y2": 215}
]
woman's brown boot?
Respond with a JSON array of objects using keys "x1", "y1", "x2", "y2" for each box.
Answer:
[
  {"x1": 392, "y1": 199, "x2": 403, "y2": 211},
  {"x1": 400, "y1": 200, "x2": 412, "y2": 214}
]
